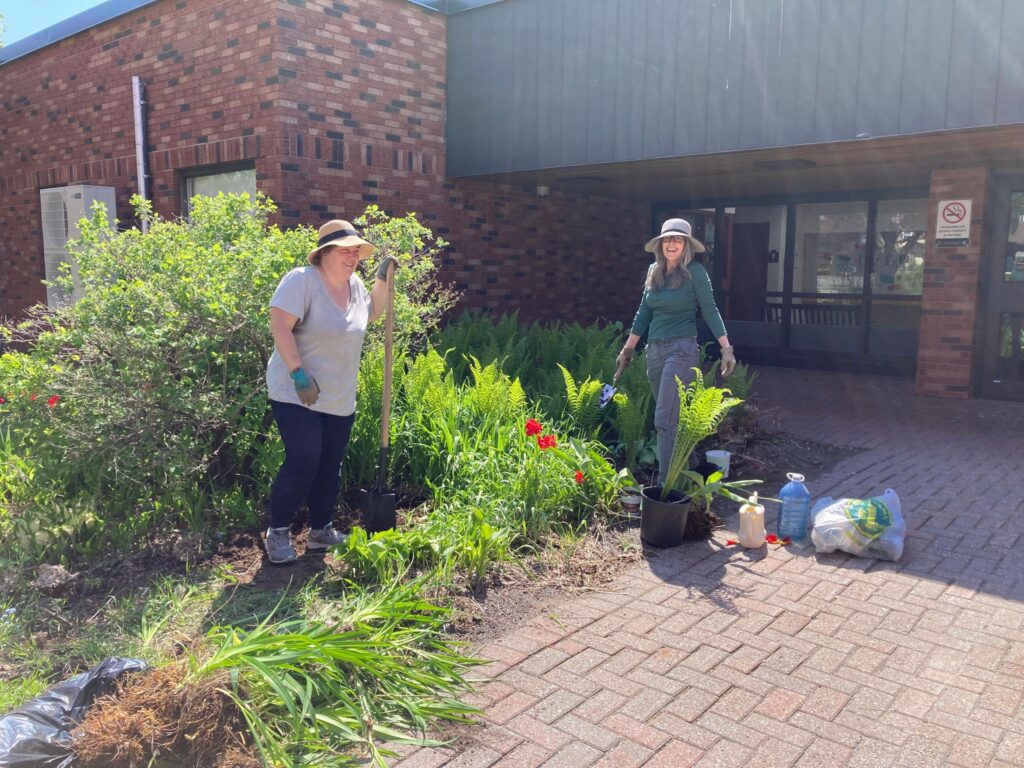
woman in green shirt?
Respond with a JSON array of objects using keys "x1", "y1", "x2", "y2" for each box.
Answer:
[{"x1": 617, "y1": 218, "x2": 737, "y2": 484}]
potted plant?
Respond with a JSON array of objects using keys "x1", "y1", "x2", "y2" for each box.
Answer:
[{"x1": 641, "y1": 371, "x2": 759, "y2": 547}]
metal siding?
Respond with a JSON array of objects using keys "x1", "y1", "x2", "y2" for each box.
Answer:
[
  {"x1": 511, "y1": 2, "x2": 539, "y2": 167},
  {"x1": 774, "y1": 0, "x2": 821, "y2": 146},
  {"x1": 946, "y1": 0, "x2": 983, "y2": 128},
  {"x1": 536, "y1": 1, "x2": 563, "y2": 168},
  {"x1": 673, "y1": 0, "x2": 712, "y2": 155},
  {"x1": 445, "y1": 0, "x2": 1024, "y2": 176},
  {"x1": 813, "y1": 0, "x2": 863, "y2": 142},
  {"x1": 706, "y1": 0, "x2": 744, "y2": 153},
  {"x1": 996, "y1": 0, "x2": 1024, "y2": 123},
  {"x1": 968, "y1": 0, "x2": 1003, "y2": 127},
  {"x1": 447, "y1": 12, "x2": 488, "y2": 176},
  {"x1": 642, "y1": 0, "x2": 678, "y2": 159},
  {"x1": 612, "y1": 1, "x2": 646, "y2": 161},
  {"x1": 737, "y1": 0, "x2": 773, "y2": 149},
  {"x1": 487, "y1": 3, "x2": 518, "y2": 174},
  {"x1": 898, "y1": 0, "x2": 954, "y2": 134},
  {"x1": 758, "y1": 0, "x2": 786, "y2": 151},
  {"x1": 856, "y1": 0, "x2": 907, "y2": 139},
  {"x1": 586, "y1": 0, "x2": 617, "y2": 163},
  {"x1": 559, "y1": 0, "x2": 590, "y2": 165}
]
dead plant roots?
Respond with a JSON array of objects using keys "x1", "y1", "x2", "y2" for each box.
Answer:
[{"x1": 72, "y1": 664, "x2": 260, "y2": 768}]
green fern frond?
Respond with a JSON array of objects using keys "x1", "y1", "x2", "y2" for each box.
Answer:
[{"x1": 661, "y1": 371, "x2": 743, "y2": 497}]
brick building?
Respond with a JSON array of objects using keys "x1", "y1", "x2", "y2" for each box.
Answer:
[{"x1": 2, "y1": 0, "x2": 1023, "y2": 401}]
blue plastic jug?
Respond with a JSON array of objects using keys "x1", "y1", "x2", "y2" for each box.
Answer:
[{"x1": 777, "y1": 473, "x2": 811, "y2": 541}]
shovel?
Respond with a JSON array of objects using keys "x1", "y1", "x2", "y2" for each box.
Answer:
[
  {"x1": 360, "y1": 261, "x2": 397, "y2": 533},
  {"x1": 599, "y1": 358, "x2": 629, "y2": 409}
]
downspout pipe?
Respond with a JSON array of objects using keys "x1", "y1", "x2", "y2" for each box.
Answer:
[{"x1": 131, "y1": 75, "x2": 150, "y2": 233}]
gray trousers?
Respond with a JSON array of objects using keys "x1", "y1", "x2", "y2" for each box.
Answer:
[{"x1": 646, "y1": 336, "x2": 700, "y2": 484}]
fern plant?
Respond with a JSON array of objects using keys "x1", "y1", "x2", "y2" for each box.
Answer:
[
  {"x1": 557, "y1": 364, "x2": 604, "y2": 437},
  {"x1": 611, "y1": 388, "x2": 649, "y2": 471},
  {"x1": 660, "y1": 371, "x2": 745, "y2": 501}
]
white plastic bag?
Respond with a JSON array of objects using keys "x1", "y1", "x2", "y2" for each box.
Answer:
[{"x1": 810, "y1": 488, "x2": 905, "y2": 561}]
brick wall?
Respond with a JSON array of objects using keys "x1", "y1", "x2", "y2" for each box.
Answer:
[
  {"x1": 0, "y1": 0, "x2": 282, "y2": 317},
  {"x1": 269, "y1": 0, "x2": 650, "y2": 325},
  {"x1": 916, "y1": 167, "x2": 989, "y2": 398},
  {"x1": 0, "y1": 0, "x2": 646, "y2": 329}
]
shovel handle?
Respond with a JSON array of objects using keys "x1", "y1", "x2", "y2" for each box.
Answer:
[
  {"x1": 379, "y1": 261, "x2": 395, "y2": 450},
  {"x1": 612, "y1": 358, "x2": 628, "y2": 385}
]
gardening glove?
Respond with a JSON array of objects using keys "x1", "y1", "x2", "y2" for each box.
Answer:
[
  {"x1": 375, "y1": 255, "x2": 400, "y2": 281},
  {"x1": 290, "y1": 367, "x2": 320, "y2": 406},
  {"x1": 720, "y1": 346, "x2": 737, "y2": 378},
  {"x1": 615, "y1": 346, "x2": 634, "y2": 371}
]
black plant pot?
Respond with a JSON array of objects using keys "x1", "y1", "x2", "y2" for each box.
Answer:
[{"x1": 640, "y1": 486, "x2": 693, "y2": 548}]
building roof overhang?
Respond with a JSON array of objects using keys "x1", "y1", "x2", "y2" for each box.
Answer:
[{"x1": 454, "y1": 124, "x2": 1024, "y2": 203}]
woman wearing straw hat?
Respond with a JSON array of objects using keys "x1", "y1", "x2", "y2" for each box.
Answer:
[
  {"x1": 263, "y1": 219, "x2": 397, "y2": 564},
  {"x1": 616, "y1": 218, "x2": 737, "y2": 485}
]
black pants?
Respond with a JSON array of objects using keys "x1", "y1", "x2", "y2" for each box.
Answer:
[{"x1": 269, "y1": 400, "x2": 355, "y2": 530}]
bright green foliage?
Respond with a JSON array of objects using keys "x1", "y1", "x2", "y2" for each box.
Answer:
[
  {"x1": 611, "y1": 384, "x2": 652, "y2": 471},
  {"x1": 660, "y1": 371, "x2": 743, "y2": 500},
  {"x1": 558, "y1": 364, "x2": 604, "y2": 437},
  {"x1": 431, "y1": 313, "x2": 656, "y2": 463},
  {"x1": 0, "y1": 195, "x2": 454, "y2": 560},
  {"x1": 334, "y1": 348, "x2": 629, "y2": 585},
  {"x1": 193, "y1": 578, "x2": 481, "y2": 767},
  {"x1": 354, "y1": 205, "x2": 458, "y2": 353}
]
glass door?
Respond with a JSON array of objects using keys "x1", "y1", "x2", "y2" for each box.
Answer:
[{"x1": 978, "y1": 179, "x2": 1024, "y2": 401}]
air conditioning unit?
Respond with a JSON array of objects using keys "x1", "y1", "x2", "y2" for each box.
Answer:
[{"x1": 39, "y1": 185, "x2": 116, "y2": 308}]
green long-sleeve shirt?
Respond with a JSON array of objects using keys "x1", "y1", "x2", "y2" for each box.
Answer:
[{"x1": 630, "y1": 262, "x2": 728, "y2": 341}]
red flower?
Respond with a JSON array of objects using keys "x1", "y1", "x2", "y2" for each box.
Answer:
[
  {"x1": 725, "y1": 539, "x2": 738, "y2": 546},
  {"x1": 47, "y1": 395, "x2": 60, "y2": 408},
  {"x1": 782, "y1": 537, "x2": 792, "y2": 545},
  {"x1": 537, "y1": 434, "x2": 557, "y2": 450},
  {"x1": 0, "y1": 396, "x2": 5, "y2": 405},
  {"x1": 574, "y1": 470, "x2": 584, "y2": 485},
  {"x1": 524, "y1": 418, "x2": 543, "y2": 436},
  {"x1": 765, "y1": 534, "x2": 779, "y2": 544},
  {"x1": 29, "y1": 393, "x2": 37, "y2": 401}
]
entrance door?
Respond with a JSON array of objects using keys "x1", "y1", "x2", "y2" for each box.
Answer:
[
  {"x1": 978, "y1": 178, "x2": 1024, "y2": 401},
  {"x1": 730, "y1": 223, "x2": 769, "y2": 321}
]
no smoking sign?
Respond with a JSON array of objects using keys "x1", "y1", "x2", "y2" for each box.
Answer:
[{"x1": 936, "y1": 199, "x2": 971, "y2": 247}]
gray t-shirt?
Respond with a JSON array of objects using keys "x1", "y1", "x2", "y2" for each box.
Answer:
[{"x1": 266, "y1": 266, "x2": 372, "y2": 416}]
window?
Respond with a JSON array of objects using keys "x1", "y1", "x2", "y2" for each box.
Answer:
[
  {"x1": 1006, "y1": 192, "x2": 1024, "y2": 282},
  {"x1": 182, "y1": 166, "x2": 256, "y2": 212},
  {"x1": 793, "y1": 202, "x2": 868, "y2": 294},
  {"x1": 874, "y1": 199, "x2": 927, "y2": 295}
]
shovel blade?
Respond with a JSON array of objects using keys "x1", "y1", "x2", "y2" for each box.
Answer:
[
  {"x1": 359, "y1": 488, "x2": 397, "y2": 533},
  {"x1": 599, "y1": 384, "x2": 617, "y2": 408}
]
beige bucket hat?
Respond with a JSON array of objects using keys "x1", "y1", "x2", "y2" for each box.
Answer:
[
  {"x1": 644, "y1": 218, "x2": 706, "y2": 254},
  {"x1": 307, "y1": 219, "x2": 375, "y2": 263}
]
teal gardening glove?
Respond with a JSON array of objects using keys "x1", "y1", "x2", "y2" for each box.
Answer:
[
  {"x1": 375, "y1": 255, "x2": 400, "y2": 281},
  {"x1": 290, "y1": 367, "x2": 320, "y2": 406}
]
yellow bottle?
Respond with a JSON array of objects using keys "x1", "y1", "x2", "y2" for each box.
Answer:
[{"x1": 738, "y1": 493, "x2": 766, "y2": 548}]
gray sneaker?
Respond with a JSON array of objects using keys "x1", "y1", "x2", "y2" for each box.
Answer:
[
  {"x1": 265, "y1": 526, "x2": 297, "y2": 564},
  {"x1": 306, "y1": 523, "x2": 347, "y2": 551}
]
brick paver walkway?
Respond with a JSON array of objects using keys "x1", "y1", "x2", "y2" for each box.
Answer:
[{"x1": 396, "y1": 367, "x2": 1024, "y2": 768}]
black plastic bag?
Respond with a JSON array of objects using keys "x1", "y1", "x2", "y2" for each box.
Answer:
[{"x1": 0, "y1": 657, "x2": 147, "y2": 768}]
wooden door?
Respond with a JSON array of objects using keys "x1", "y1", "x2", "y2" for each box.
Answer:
[{"x1": 729, "y1": 223, "x2": 770, "y2": 321}]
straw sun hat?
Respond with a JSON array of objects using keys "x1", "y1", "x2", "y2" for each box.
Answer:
[
  {"x1": 307, "y1": 219, "x2": 375, "y2": 263},
  {"x1": 644, "y1": 218, "x2": 706, "y2": 254}
]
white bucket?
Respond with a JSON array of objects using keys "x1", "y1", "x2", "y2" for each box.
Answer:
[
  {"x1": 705, "y1": 450, "x2": 731, "y2": 479},
  {"x1": 620, "y1": 488, "x2": 642, "y2": 518}
]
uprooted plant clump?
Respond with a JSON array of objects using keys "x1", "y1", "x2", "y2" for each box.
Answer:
[{"x1": 73, "y1": 665, "x2": 260, "y2": 768}]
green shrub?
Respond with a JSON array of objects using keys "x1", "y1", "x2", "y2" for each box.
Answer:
[{"x1": 0, "y1": 195, "x2": 454, "y2": 560}]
